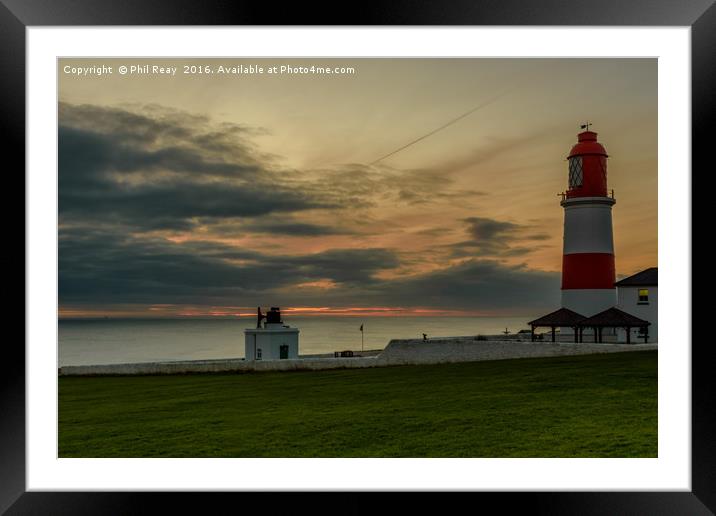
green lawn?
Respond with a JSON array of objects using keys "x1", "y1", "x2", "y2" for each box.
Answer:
[{"x1": 59, "y1": 351, "x2": 657, "y2": 457}]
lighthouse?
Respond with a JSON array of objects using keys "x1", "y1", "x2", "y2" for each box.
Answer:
[
  {"x1": 560, "y1": 127, "x2": 617, "y2": 316},
  {"x1": 244, "y1": 307, "x2": 299, "y2": 360}
]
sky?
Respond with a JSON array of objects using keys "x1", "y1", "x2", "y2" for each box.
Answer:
[{"x1": 58, "y1": 58, "x2": 657, "y2": 318}]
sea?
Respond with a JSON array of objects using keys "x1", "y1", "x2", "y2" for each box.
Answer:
[{"x1": 58, "y1": 316, "x2": 533, "y2": 366}]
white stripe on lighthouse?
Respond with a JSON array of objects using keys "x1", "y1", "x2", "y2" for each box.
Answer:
[
  {"x1": 562, "y1": 202, "x2": 615, "y2": 255},
  {"x1": 561, "y1": 289, "x2": 617, "y2": 317}
]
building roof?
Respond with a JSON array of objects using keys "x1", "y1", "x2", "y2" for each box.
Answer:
[
  {"x1": 614, "y1": 267, "x2": 657, "y2": 287},
  {"x1": 528, "y1": 307, "x2": 587, "y2": 327},
  {"x1": 578, "y1": 307, "x2": 650, "y2": 328}
]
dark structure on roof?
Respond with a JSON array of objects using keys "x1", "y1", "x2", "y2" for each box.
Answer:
[
  {"x1": 256, "y1": 306, "x2": 283, "y2": 328},
  {"x1": 577, "y1": 307, "x2": 650, "y2": 344},
  {"x1": 527, "y1": 308, "x2": 587, "y2": 342},
  {"x1": 614, "y1": 267, "x2": 657, "y2": 287}
]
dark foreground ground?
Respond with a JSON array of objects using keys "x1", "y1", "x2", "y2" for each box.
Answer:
[{"x1": 59, "y1": 350, "x2": 657, "y2": 457}]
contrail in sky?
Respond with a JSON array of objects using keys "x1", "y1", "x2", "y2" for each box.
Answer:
[{"x1": 369, "y1": 91, "x2": 508, "y2": 166}]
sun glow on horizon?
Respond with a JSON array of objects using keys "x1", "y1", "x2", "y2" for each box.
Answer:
[{"x1": 59, "y1": 305, "x2": 511, "y2": 319}]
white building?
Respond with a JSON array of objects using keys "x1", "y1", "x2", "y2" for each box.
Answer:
[
  {"x1": 244, "y1": 307, "x2": 299, "y2": 360},
  {"x1": 615, "y1": 267, "x2": 658, "y2": 343}
]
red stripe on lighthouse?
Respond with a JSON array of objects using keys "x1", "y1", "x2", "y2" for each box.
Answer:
[{"x1": 561, "y1": 253, "x2": 615, "y2": 290}]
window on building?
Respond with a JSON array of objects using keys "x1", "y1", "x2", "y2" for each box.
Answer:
[
  {"x1": 638, "y1": 289, "x2": 649, "y2": 304},
  {"x1": 257, "y1": 348, "x2": 262, "y2": 360},
  {"x1": 568, "y1": 156, "x2": 583, "y2": 189}
]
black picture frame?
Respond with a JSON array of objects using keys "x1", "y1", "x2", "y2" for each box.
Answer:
[{"x1": 5, "y1": 1, "x2": 711, "y2": 513}]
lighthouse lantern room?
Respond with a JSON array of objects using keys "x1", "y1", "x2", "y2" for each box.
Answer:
[{"x1": 560, "y1": 128, "x2": 617, "y2": 316}]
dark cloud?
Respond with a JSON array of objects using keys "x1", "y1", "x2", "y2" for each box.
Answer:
[
  {"x1": 59, "y1": 102, "x2": 264, "y2": 159},
  {"x1": 379, "y1": 259, "x2": 560, "y2": 312},
  {"x1": 59, "y1": 226, "x2": 559, "y2": 313},
  {"x1": 59, "y1": 227, "x2": 399, "y2": 305},
  {"x1": 392, "y1": 172, "x2": 487, "y2": 206},
  {"x1": 298, "y1": 162, "x2": 483, "y2": 210},
  {"x1": 59, "y1": 105, "x2": 336, "y2": 231},
  {"x1": 465, "y1": 217, "x2": 521, "y2": 241},
  {"x1": 249, "y1": 222, "x2": 350, "y2": 236},
  {"x1": 204, "y1": 218, "x2": 354, "y2": 237},
  {"x1": 276, "y1": 258, "x2": 561, "y2": 313},
  {"x1": 59, "y1": 102, "x2": 483, "y2": 234},
  {"x1": 291, "y1": 248, "x2": 399, "y2": 285},
  {"x1": 58, "y1": 102, "x2": 558, "y2": 315},
  {"x1": 445, "y1": 216, "x2": 553, "y2": 258}
]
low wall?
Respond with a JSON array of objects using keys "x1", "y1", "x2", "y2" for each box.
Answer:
[
  {"x1": 378, "y1": 339, "x2": 657, "y2": 366},
  {"x1": 59, "y1": 356, "x2": 383, "y2": 376},
  {"x1": 59, "y1": 339, "x2": 657, "y2": 376}
]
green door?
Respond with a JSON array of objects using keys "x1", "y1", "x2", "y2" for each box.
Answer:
[{"x1": 280, "y1": 344, "x2": 289, "y2": 359}]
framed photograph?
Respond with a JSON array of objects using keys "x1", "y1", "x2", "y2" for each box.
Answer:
[{"x1": 7, "y1": 0, "x2": 712, "y2": 513}]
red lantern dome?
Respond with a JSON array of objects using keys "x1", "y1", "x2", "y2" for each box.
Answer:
[{"x1": 565, "y1": 131, "x2": 609, "y2": 198}]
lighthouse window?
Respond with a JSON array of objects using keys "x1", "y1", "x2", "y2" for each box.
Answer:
[{"x1": 568, "y1": 156, "x2": 583, "y2": 188}]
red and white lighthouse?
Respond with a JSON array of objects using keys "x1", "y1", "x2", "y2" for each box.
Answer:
[{"x1": 560, "y1": 127, "x2": 617, "y2": 316}]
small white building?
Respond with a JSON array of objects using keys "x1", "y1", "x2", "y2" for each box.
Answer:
[
  {"x1": 244, "y1": 307, "x2": 299, "y2": 360},
  {"x1": 615, "y1": 267, "x2": 658, "y2": 343}
]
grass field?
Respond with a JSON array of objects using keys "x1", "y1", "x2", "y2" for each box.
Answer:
[{"x1": 59, "y1": 351, "x2": 657, "y2": 457}]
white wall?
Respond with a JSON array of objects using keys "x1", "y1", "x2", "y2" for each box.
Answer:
[
  {"x1": 245, "y1": 328, "x2": 299, "y2": 360},
  {"x1": 563, "y1": 202, "x2": 615, "y2": 254},
  {"x1": 561, "y1": 288, "x2": 617, "y2": 316},
  {"x1": 245, "y1": 332, "x2": 257, "y2": 360},
  {"x1": 60, "y1": 340, "x2": 657, "y2": 376},
  {"x1": 617, "y1": 285, "x2": 658, "y2": 342}
]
